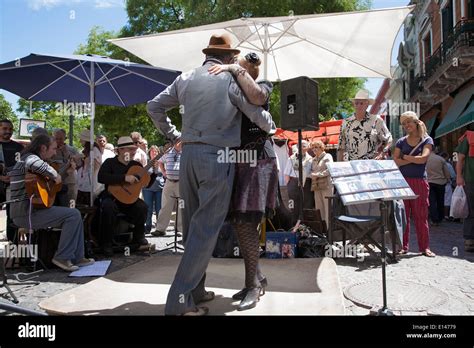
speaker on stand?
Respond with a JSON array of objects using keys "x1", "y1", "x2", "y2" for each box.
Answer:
[{"x1": 280, "y1": 76, "x2": 319, "y2": 222}]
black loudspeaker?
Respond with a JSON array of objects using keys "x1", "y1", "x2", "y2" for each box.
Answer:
[{"x1": 280, "y1": 76, "x2": 319, "y2": 131}]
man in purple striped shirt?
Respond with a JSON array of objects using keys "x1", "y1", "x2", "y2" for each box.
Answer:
[{"x1": 152, "y1": 140, "x2": 182, "y2": 236}]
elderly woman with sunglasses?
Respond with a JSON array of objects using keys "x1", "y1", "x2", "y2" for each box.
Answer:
[
  {"x1": 393, "y1": 111, "x2": 435, "y2": 257},
  {"x1": 208, "y1": 53, "x2": 278, "y2": 311}
]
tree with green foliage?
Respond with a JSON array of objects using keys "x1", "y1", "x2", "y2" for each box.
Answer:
[
  {"x1": 0, "y1": 94, "x2": 19, "y2": 135},
  {"x1": 16, "y1": 99, "x2": 91, "y2": 148}
]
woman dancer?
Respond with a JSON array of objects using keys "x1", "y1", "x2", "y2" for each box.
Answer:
[{"x1": 209, "y1": 53, "x2": 278, "y2": 310}]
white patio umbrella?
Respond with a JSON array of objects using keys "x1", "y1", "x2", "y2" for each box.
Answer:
[{"x1": 110, "y1": 6, "x2": 414, "y2": 81}]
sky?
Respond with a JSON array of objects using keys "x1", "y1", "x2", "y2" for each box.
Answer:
[{"x1": 0, "y1": 0, "x2": 410, "y2": 114}]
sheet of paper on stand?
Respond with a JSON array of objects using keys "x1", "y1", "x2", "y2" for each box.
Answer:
[{"x1": 327, "y1": 160, "x2": 417, "y2": 206}]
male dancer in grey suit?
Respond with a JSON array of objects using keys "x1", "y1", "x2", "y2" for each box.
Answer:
[{"x1": 147, "y1": 33, "x2": 276, "y2": 315}]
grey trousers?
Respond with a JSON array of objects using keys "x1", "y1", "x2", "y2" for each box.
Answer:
[
  {"x1": 13, "y1": 206, "x2": 84, "y2": 262},
  {"x1": 464, "y1": 182, "x2": 474, "y2": 240},
  {"x1": 165, "y1": 144, "x2": 234, "y2": 315}
]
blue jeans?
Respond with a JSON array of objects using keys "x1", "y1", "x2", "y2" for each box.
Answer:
[{"x1": 143, "y1": 189, "x2": 162, "y2": 232}]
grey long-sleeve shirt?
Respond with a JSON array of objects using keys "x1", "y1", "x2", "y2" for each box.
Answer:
[
  {"x1": 147, "y1": 59, "x2": 276, "y2": 148},
  {"x1": 8, "y1": 153, "x2": 58, "y2": 221}
]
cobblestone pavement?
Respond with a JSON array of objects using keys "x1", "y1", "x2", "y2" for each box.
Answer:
[{"x1": 1, "y1": 216, "x2": 473, "y2": 316}]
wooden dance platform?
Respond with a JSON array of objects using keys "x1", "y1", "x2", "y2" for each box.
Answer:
[{"x1": 39, "y1": 255, "x2": 345, "y2": 315}]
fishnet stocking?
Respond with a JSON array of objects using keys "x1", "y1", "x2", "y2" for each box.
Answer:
[{"x1": 235, "y1": 222, "x2": 261, "y2": 288}]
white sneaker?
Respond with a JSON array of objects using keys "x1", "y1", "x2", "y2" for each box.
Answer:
[{"x1": 52, "y1": 258, "x2": 79, "y2": 272}]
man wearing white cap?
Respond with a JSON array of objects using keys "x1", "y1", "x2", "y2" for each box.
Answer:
[
  {"x1": 337, "y1": 89, "x2": 393, "y2": 216},
  {"x1": 97, "y1": 136, "x2": 152, "y2": 256}
]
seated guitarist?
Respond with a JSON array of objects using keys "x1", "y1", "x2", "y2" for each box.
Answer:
[
  {"x1": 8, "y1": 134, "x2": 94, "y2": 272},
  {"x1": 97, "y1": 136, "x2": 151, "y2": 256}
]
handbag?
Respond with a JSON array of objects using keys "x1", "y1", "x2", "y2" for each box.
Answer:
[{"x1": 311, "y1": 176, "x2": 329, "y2": 190}]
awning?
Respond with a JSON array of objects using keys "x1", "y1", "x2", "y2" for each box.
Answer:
[
  {"x1": 435, "y1": 84, "x2": 474, "y2": 138},
  {"x1": 425, "y1": 116, "x2": 437, "y2": 135},
  {"x1": 274, "y1": 120, "x2": 343, "y2": 148}
]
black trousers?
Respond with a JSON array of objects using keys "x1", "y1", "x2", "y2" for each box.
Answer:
[
  {"x1": 429, "y1": 182, "x2": 445, "y2": 223},
  {"x1": 0, "y1": 189, "x2": 17, "y2": 242},
  {"x1": 99, "y1": 195, "x2": 147, "y2": 247}
]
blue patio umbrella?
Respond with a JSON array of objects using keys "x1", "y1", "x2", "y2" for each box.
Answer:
[{"x1": 0, "y1": 53, "x2": 181, "y2": 205}]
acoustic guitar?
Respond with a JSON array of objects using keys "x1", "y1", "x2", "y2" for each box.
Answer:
[
  {"x1": 108, "y1": 144, "x2": 172, "y2": 204},
  {"x1": 25, "y1": 170, "x2": 62, "y2": 209}
]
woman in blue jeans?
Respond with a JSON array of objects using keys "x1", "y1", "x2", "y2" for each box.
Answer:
[{"x1": 143, "y1": 145, "x2": 165, "y2": 234}]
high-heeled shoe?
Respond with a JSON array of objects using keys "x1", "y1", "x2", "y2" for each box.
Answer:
[
  {"x1": 232, "y1": 277, "x2": 267, "y2": 300},
  {"x1": 238, "y1": 287, "x2": 262, "y2": 311}
]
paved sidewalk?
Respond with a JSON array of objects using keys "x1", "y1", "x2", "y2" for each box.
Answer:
[
  {"x1": 1, "y1": 218, "x2": 473, "y2": 315},
  {"x1": 337, "y1": 220, "x2": 474, "y2": 315}
]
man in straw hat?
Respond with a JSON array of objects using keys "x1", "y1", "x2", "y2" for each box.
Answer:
[
  {"x1": 97, "y1": 136, "x2": 154, "y2": 256},
  {"x1": 337, "y1": 89, "x2": 392, "y2": 217},
  {"x1": 147, "y1": 33, "x2": 276, "y2": 315},
  {"x1": 337, "y1": 89, "x2": 392, "y2": 162}
]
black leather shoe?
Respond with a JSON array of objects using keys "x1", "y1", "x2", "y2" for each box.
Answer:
[{"x1": 238, "y1": 287, "x2": 262, "y2": 311}]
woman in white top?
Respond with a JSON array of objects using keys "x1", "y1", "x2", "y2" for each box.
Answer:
[{"x1": 76, "y1": 130, "x2": 103, "y2": 205}]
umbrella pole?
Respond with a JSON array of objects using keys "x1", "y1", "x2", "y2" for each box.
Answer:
[
  {"x1": 69, "y1": 113, "x2": 74, "y2": 146},
  {"x1": 89, "y1": 62, "x2": 95, "y2": 207},
  {"x1": 263, "y1": 24, "x2": 269, "y2": 80}
]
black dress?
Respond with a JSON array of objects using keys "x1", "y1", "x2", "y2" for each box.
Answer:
[{"x1": 227, "y1": 82, "x2": 279, "y2": 224}]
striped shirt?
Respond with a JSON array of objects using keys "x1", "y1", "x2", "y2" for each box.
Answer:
[
  {"x1": 159, "y1": 148, "x2": 181, "y2": 181},
  {"x1": 7, "y1": 153, "x2": 58, "y2": 220}
]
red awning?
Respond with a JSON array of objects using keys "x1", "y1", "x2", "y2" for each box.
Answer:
[{"x1": 274, "y1": 120, "x2": 342, "y2": 148}]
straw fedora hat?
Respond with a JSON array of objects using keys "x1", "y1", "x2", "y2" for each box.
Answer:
[
  {"x1": 351, "y1": 89, "x2": 375, "y2": 105},
  {"x1": 116, "y1": 136, "x2": 137, "y2": 149},
  {"x1": 202, "y1": 33, "x2": 240, "y2": 55}
]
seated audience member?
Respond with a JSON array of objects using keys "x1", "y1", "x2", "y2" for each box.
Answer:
[
  {"x1": 97, "y1": 136, "x2": 153, "y2": 256},
  {"x1": 8, "y1": 134, "x2": 93, "y2": 271}
]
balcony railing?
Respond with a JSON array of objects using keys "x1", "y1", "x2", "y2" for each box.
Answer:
[
  {"x1": 409, "y1": 73, "x2": 425, "y2": 99},
  {"x1": 424, "y1": 18, "x2": 474, "y2": 80}
]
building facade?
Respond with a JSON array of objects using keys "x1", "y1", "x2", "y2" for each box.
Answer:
[{"x1": 405, "y1": 0, "x2": 474, "y2": 155}]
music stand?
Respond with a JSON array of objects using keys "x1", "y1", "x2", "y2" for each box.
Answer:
[
  {"x1": 326, "y1": 160, "x2": 417, "y2": 316},
  {"x1": 158, "y1": 196, "x2": 184, "y2": 253}
]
